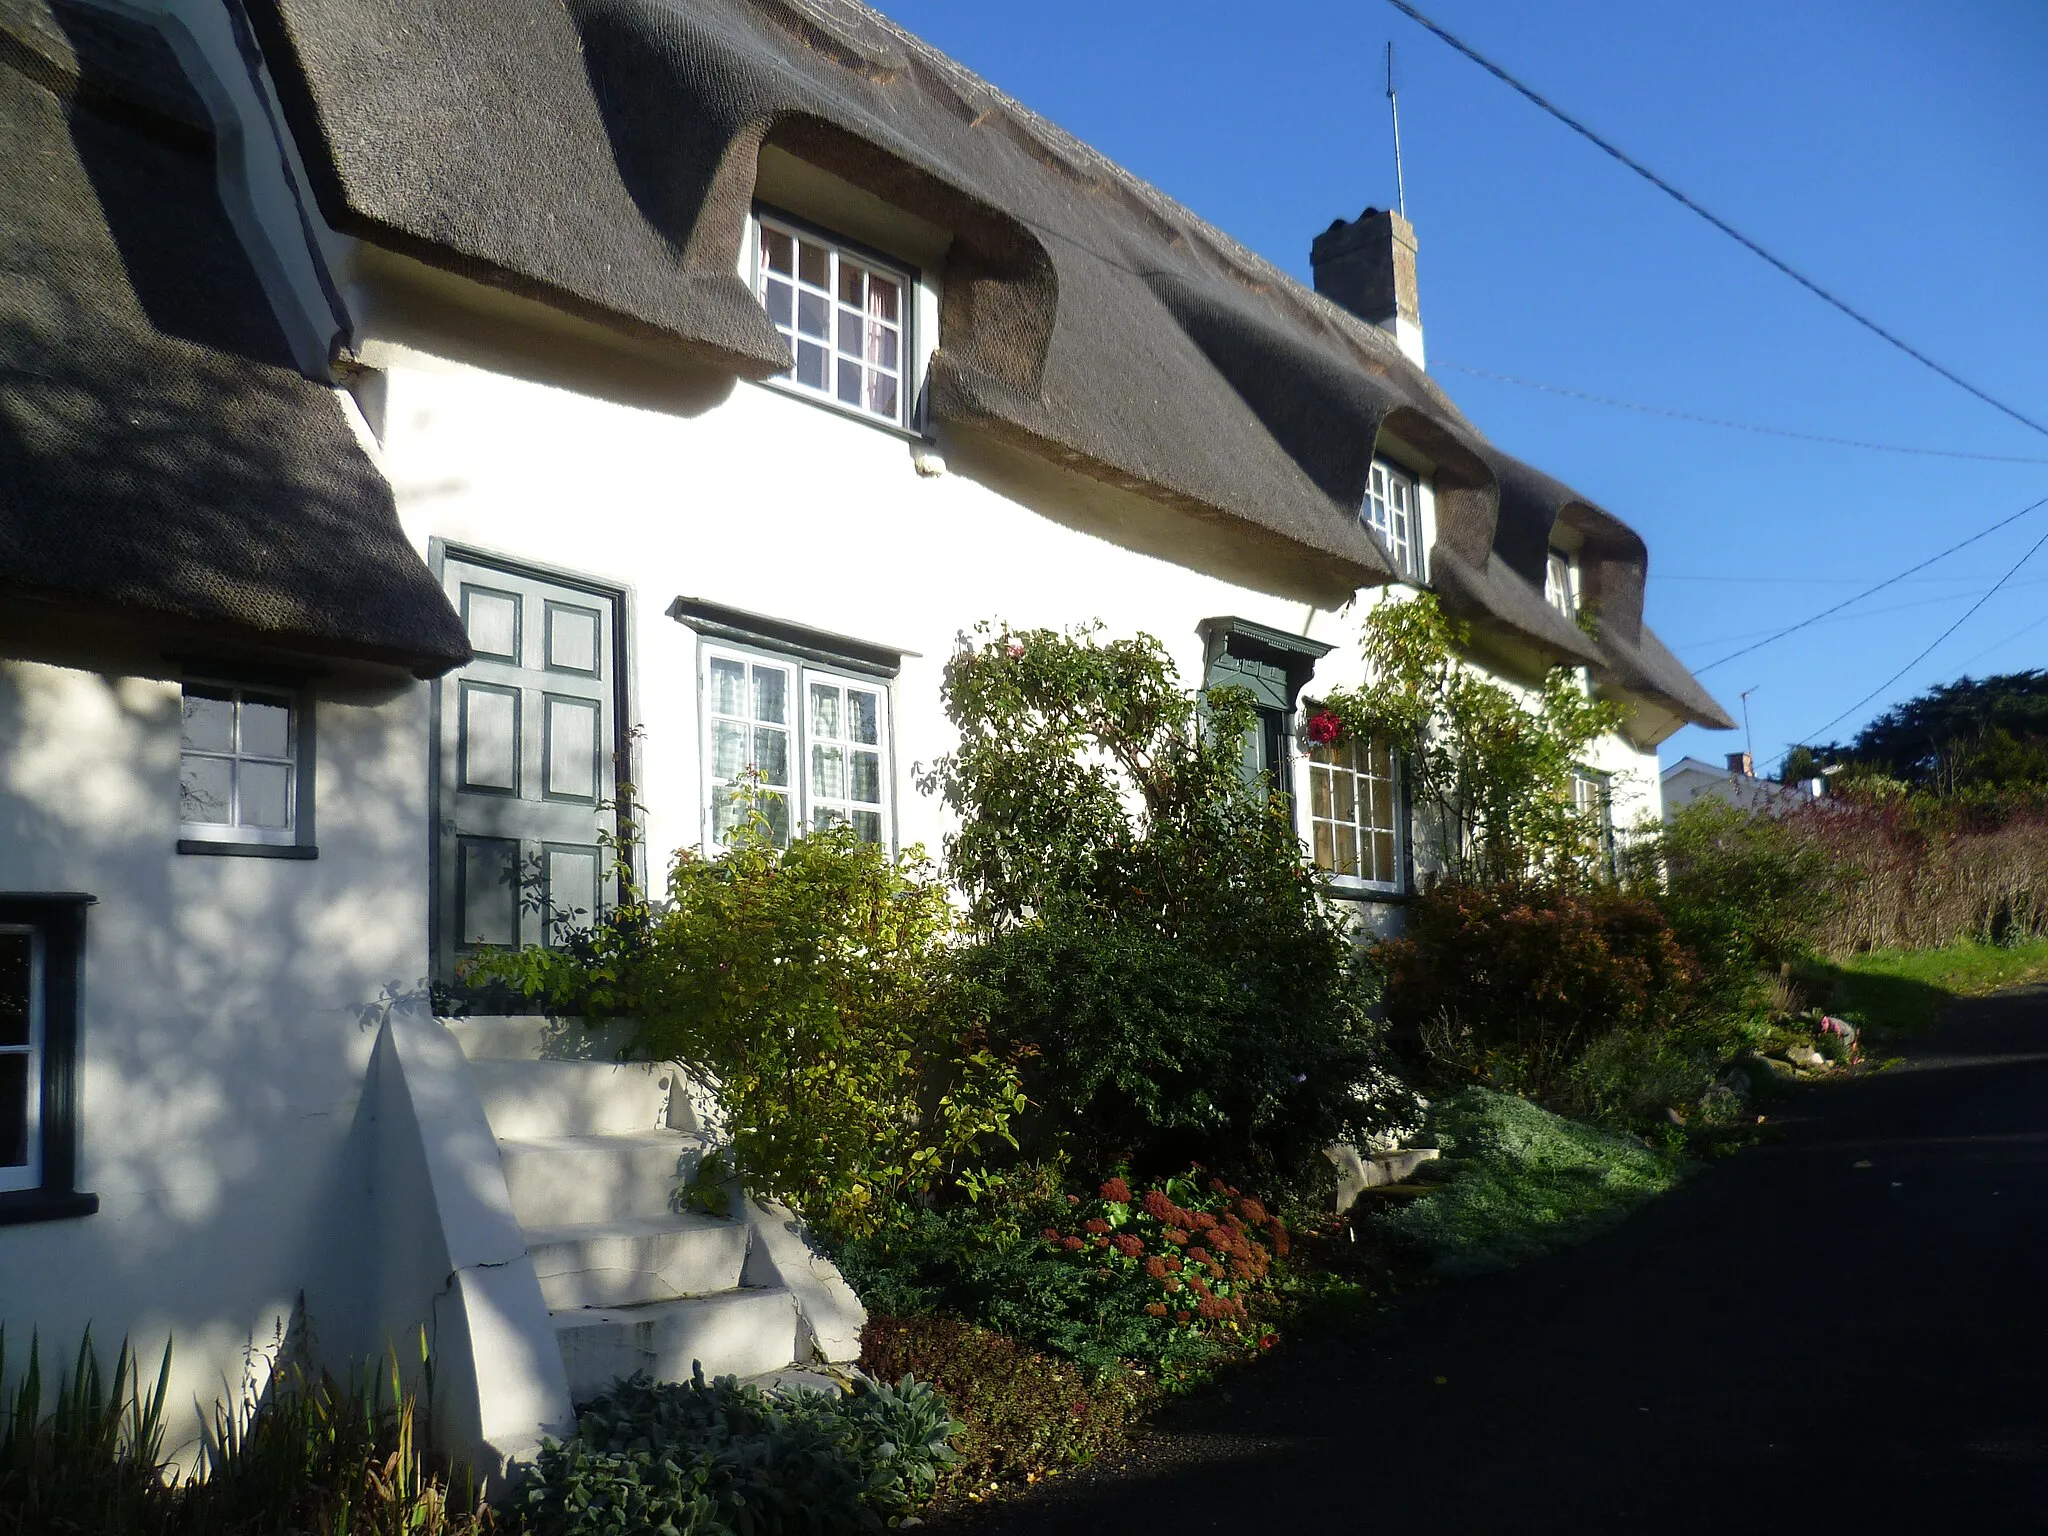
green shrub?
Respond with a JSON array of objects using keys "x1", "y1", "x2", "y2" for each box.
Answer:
[
  {"x1": 475, "y1": 816, "x2": 1027, "y2": 1236},
  {"x1": 857, "y1": 1316, "x2": 1152, "y2": 1493},
  {"x1": 834, "y1": 1170, "x2": 1288, "y2": 1386},
  {"x1": 1376, "y1": 880, "x2": 1696, "y2": 1102},
  {"x1": 1369, "y1": 1089, "x2": 1682, "y2": 1276},
  {"x1": 930, "y1": 623, "x2": 1409, "y2": 1189},
  {"x1": 517, "y1": 1368, "x2": 958, "y2": 1536},
  {"x1": 1630, "y1": 798, "x2": 1837, "y2": 999}
]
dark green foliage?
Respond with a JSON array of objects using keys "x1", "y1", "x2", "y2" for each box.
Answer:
[
  {"x1": 518, "y1": 1368, "x2": 959, "y2": 1536},
  {"x1": 1632, "y1": 798, "x2": 1837, "y2": 1002},
  {"x1": 930, "y1": 623, "x2": 1409, "y2": 1188},
  {"x1": 1794, "y1": 669, "x2": 2048, "y2": 795},
  {"x1": 1375, "y1": 880, "x2": 1697, "y2": 1103},
  {"x1": 857, "y1": 1316, "x2": 1152, "y2": 1491},
  {"x1": 833, "y1": 1170, "x2": 1288, "y2": 1384}
]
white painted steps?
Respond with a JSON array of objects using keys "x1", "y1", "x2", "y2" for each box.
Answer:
[
  {"x1": 525, "y1": 1214, "x2": 753, "y2": 1309},
  {"x1": 446, "y1": 1016, "x2": 859, "y2": 1406}
]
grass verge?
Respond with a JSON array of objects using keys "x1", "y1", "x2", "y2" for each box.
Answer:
[
  {"x1": 1368, "y1": 1088, "x2": 1683, "y2": 1278},
  {"x1": 1799, "y1": 939, "x2": 2048, "y2": 1034}
]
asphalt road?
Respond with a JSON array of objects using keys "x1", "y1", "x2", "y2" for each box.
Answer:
[{"x1": 954, "y1": 986, "x2": 2048, "y2": 1534}]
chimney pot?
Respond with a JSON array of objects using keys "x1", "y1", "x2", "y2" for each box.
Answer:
[{"x1": 1311, "y1": 207, "x2": 1424, "y2": 367}]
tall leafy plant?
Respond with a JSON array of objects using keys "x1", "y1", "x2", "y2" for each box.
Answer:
[
  {"x1": 1321, "y1": 593, "x2": 1621, "y2": 887},
  {"x1": 927, "y1": 623, "x2": 1407, "y2": 1188},
  {"x1": 474, "y1": 808, "x2": 1027, "y2": 1237}
]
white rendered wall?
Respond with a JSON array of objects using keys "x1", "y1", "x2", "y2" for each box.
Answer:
[
  {"x1": 0, "y1": 658, "x2": 431, "y2": 1457},
  {"x1": 355, "y1": 332, "x2": 1662, "y2": 906}
]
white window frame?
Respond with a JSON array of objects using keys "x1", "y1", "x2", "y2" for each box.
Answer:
[
  {"x1": 699, "y1": 642, "x2": 894, "y2": 856},
  {"x1": 0, "y1": 924, "x2": 44, "y2": 1194},
  {"x1": 1363, "y1": 457, "x2": 1427, "y2": 583},
  {"x1": 1545, "y1": 550, "x2": 1579, "y2": 619},
  {"x1": 1572, "y1": 764, "x2": 1616, "y2": 876},
  {"x1": 750, "y1": 211, "x2": 918, "y2": 432},
  {"x1": 1302, "y1": 712, "x2": 1406, "y2": 895},
  {"x1": 177, "y1": 682, "x2": 308, "y2": 849}
]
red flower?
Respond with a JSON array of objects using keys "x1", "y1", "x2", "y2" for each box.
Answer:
[
  {"x1": 1162, "y1": 1255, "x2": 1182, "y2": 1274},
  {"x1": 1145, "y1": 1256, "x2": 1169, "y2": 1280},
  {"x1": 1306, "y1": 710, "x2": 1344, "y2": 746},
  {"x1": 1113, "y1": 1234, "x2": 1145, "y2": 1258},
  {"x1": 1042, "y1": 1227, "x2": 1061, "y2": 1242},
  {"x1": 1145, "y1": 1302, "x2": 1168, "y2": 1318},
  {"x1": 1163, "y1": 1227, "x2": 1190, "y2": 1247},
  {"x1": 1083, "y1": 1218, "x2": 1111, "y2": 1235},
  {"x1": 1175, "y1": 1310, "x2": 1193, "y2": 1325},
  {"x1": 1192, "y1": 1211, "x2": 1218, "y2": 1231},
  {"x1": 1100, "y1": 1177, "x2": 1132, "y2": 1204},
  {"x1": 1259, "y1": 1334, "x2": 1276, "y2": 1350},
  {"x1": 1142, "y1": 1190, "x2": 1176, "y2": 1221},
  {"x1": 1186, "y1": 1246, "x2": 1212, "y2": 1269},
  {"x1": 1061, "y1": 1236, "x2": 1084, "y2": 1252},
  {"x1": 1164, "y1": 1277, "x2": 1183, "y2": 1294},
  {"x1": 1236, "y1": 1198, "x2": 1269, "y2": 1225},
  {"x1": 1209, "y1": 1177, "x2": 1229, "y2": 1194}
]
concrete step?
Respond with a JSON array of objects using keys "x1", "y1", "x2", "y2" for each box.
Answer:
[
  {"x1": 526, "y1": 1214, "x2": 753, "y2": 1310},
  {"x1": 500, "y1": 1131, "x2": 716, "y2": 1227},
  {"x1": 554, "y1": 1289, "x2": 803, "y2": 1401},
  {"x1": 470, "y1": 1058, "x2": 678, "y2": 1139}
]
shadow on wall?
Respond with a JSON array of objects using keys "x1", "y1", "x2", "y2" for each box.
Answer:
[{"x1": 0, "y1": 660, "x2": 435, "y2": 1459}]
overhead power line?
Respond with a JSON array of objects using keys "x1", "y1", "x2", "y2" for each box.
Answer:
[
  {"x1": 1438, "y1": 363, "x2": 2048, "y2": 465},
  {"x1": 1803, "y1": 521, "x2": 2048, "y2": 741},
  {"x1": 1693, "y1": 493, "x2": 2048, "y2": 675},
  {"x1": 1385, "y1": 0, "x2": 2048, "y2": 442}
]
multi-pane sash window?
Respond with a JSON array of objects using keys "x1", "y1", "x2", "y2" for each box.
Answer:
[
  {"x1": 0, "y1": 926, "x2": 42, "y2": 1193},
  {"x1": 1572, "y1": 765, "x2": 1616, "y2": 876},
  {"x1": 704, "y1": 648, "x2": 890, "y2": 852},
  {"x1": 755, "y1": 218, "x2": 908, "y2": 427},
  {"x1": 1363, "y1": 459, "x2": 1424, "y2": 582},
  {"x1": 179, "y1": 685, "x2": 298, "y2": 844},
  {"x1": 1307, "y1": 729, "x2": 1402, "y2": 890},
  {"x1": 807, "y1": 679, "x2": 886, "y2": 844},
  {"x1": 1545, "y1": 551, "x2": 1577, "y2": 618}
]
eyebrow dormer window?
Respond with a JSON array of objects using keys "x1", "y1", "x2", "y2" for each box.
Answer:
[
  {"x1": 1545, "y1": 550, "x2": 1577, "y2": 618},
  {"x1": 754, "y1": 216, "x2": 910, "y2": 428},
  {"x1": 1363, "y1": 459, "x2": 1424, "y2": 582}
]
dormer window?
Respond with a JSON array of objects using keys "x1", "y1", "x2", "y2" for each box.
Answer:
[
  {"x1": 753, "y1": 215, "x2": 912, "y2": 429},
  {"x1": 1363, "y1": 459, "x2": 1424, "y2": 582},
  {"x1": 1544, "y1": 550, "x2": 1577, "y2": 618}
]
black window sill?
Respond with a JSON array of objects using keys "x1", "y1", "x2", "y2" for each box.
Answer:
[
  {"x1": 0, "y1": 1190, "x2": 100, "y2": 1226},
  {"x1": 177, "y1": 840, "x2": 318, "y2": 860}
]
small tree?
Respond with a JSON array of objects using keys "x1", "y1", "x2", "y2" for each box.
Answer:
[
  {"x1": 1321, "y1": 593, "x2": 1622, "y2": 887},
  {"x1": 927, "y1": 622, "x2": 1408, "y2": 1190}
]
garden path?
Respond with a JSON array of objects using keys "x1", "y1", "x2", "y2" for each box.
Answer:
[{"x1": 953, "y1": 986, "x2": 2048, "y2": 1533}]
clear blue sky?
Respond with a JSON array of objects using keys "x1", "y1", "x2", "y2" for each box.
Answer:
[{"x1": 871, "y1": 0, "x2": 2048, "y2": 773}]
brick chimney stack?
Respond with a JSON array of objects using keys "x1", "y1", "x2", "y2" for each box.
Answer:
[
  {"x1": 1310, "y1": 207, "x2": 1424, "y2": 368},
  {"x1": 1726, "y1": 752, "x2": 1755, "y2": 777}
]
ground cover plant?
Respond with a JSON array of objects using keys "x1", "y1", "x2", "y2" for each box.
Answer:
[
  {"x1": 857, "y1": 1316, "x2": 1151, "y2": 1496},
  {"x1": 516, "y1": 1368, "x2": 957, "y2": 1536},
  {"x1": 835, "y1": 1170, "x2": 1289, "y2": 1388},
  {"x1": 1367, "y1": 1088, "x2": 1683, "y2": 1277}
]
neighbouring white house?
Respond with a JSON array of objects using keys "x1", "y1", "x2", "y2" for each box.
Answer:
[
  {"x1": 0, "y1": 0, "x2": 1733, "y2": 1476},
  {"x1": 1663, "y1": 753, "x2": 1824, "y2": 819}
]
